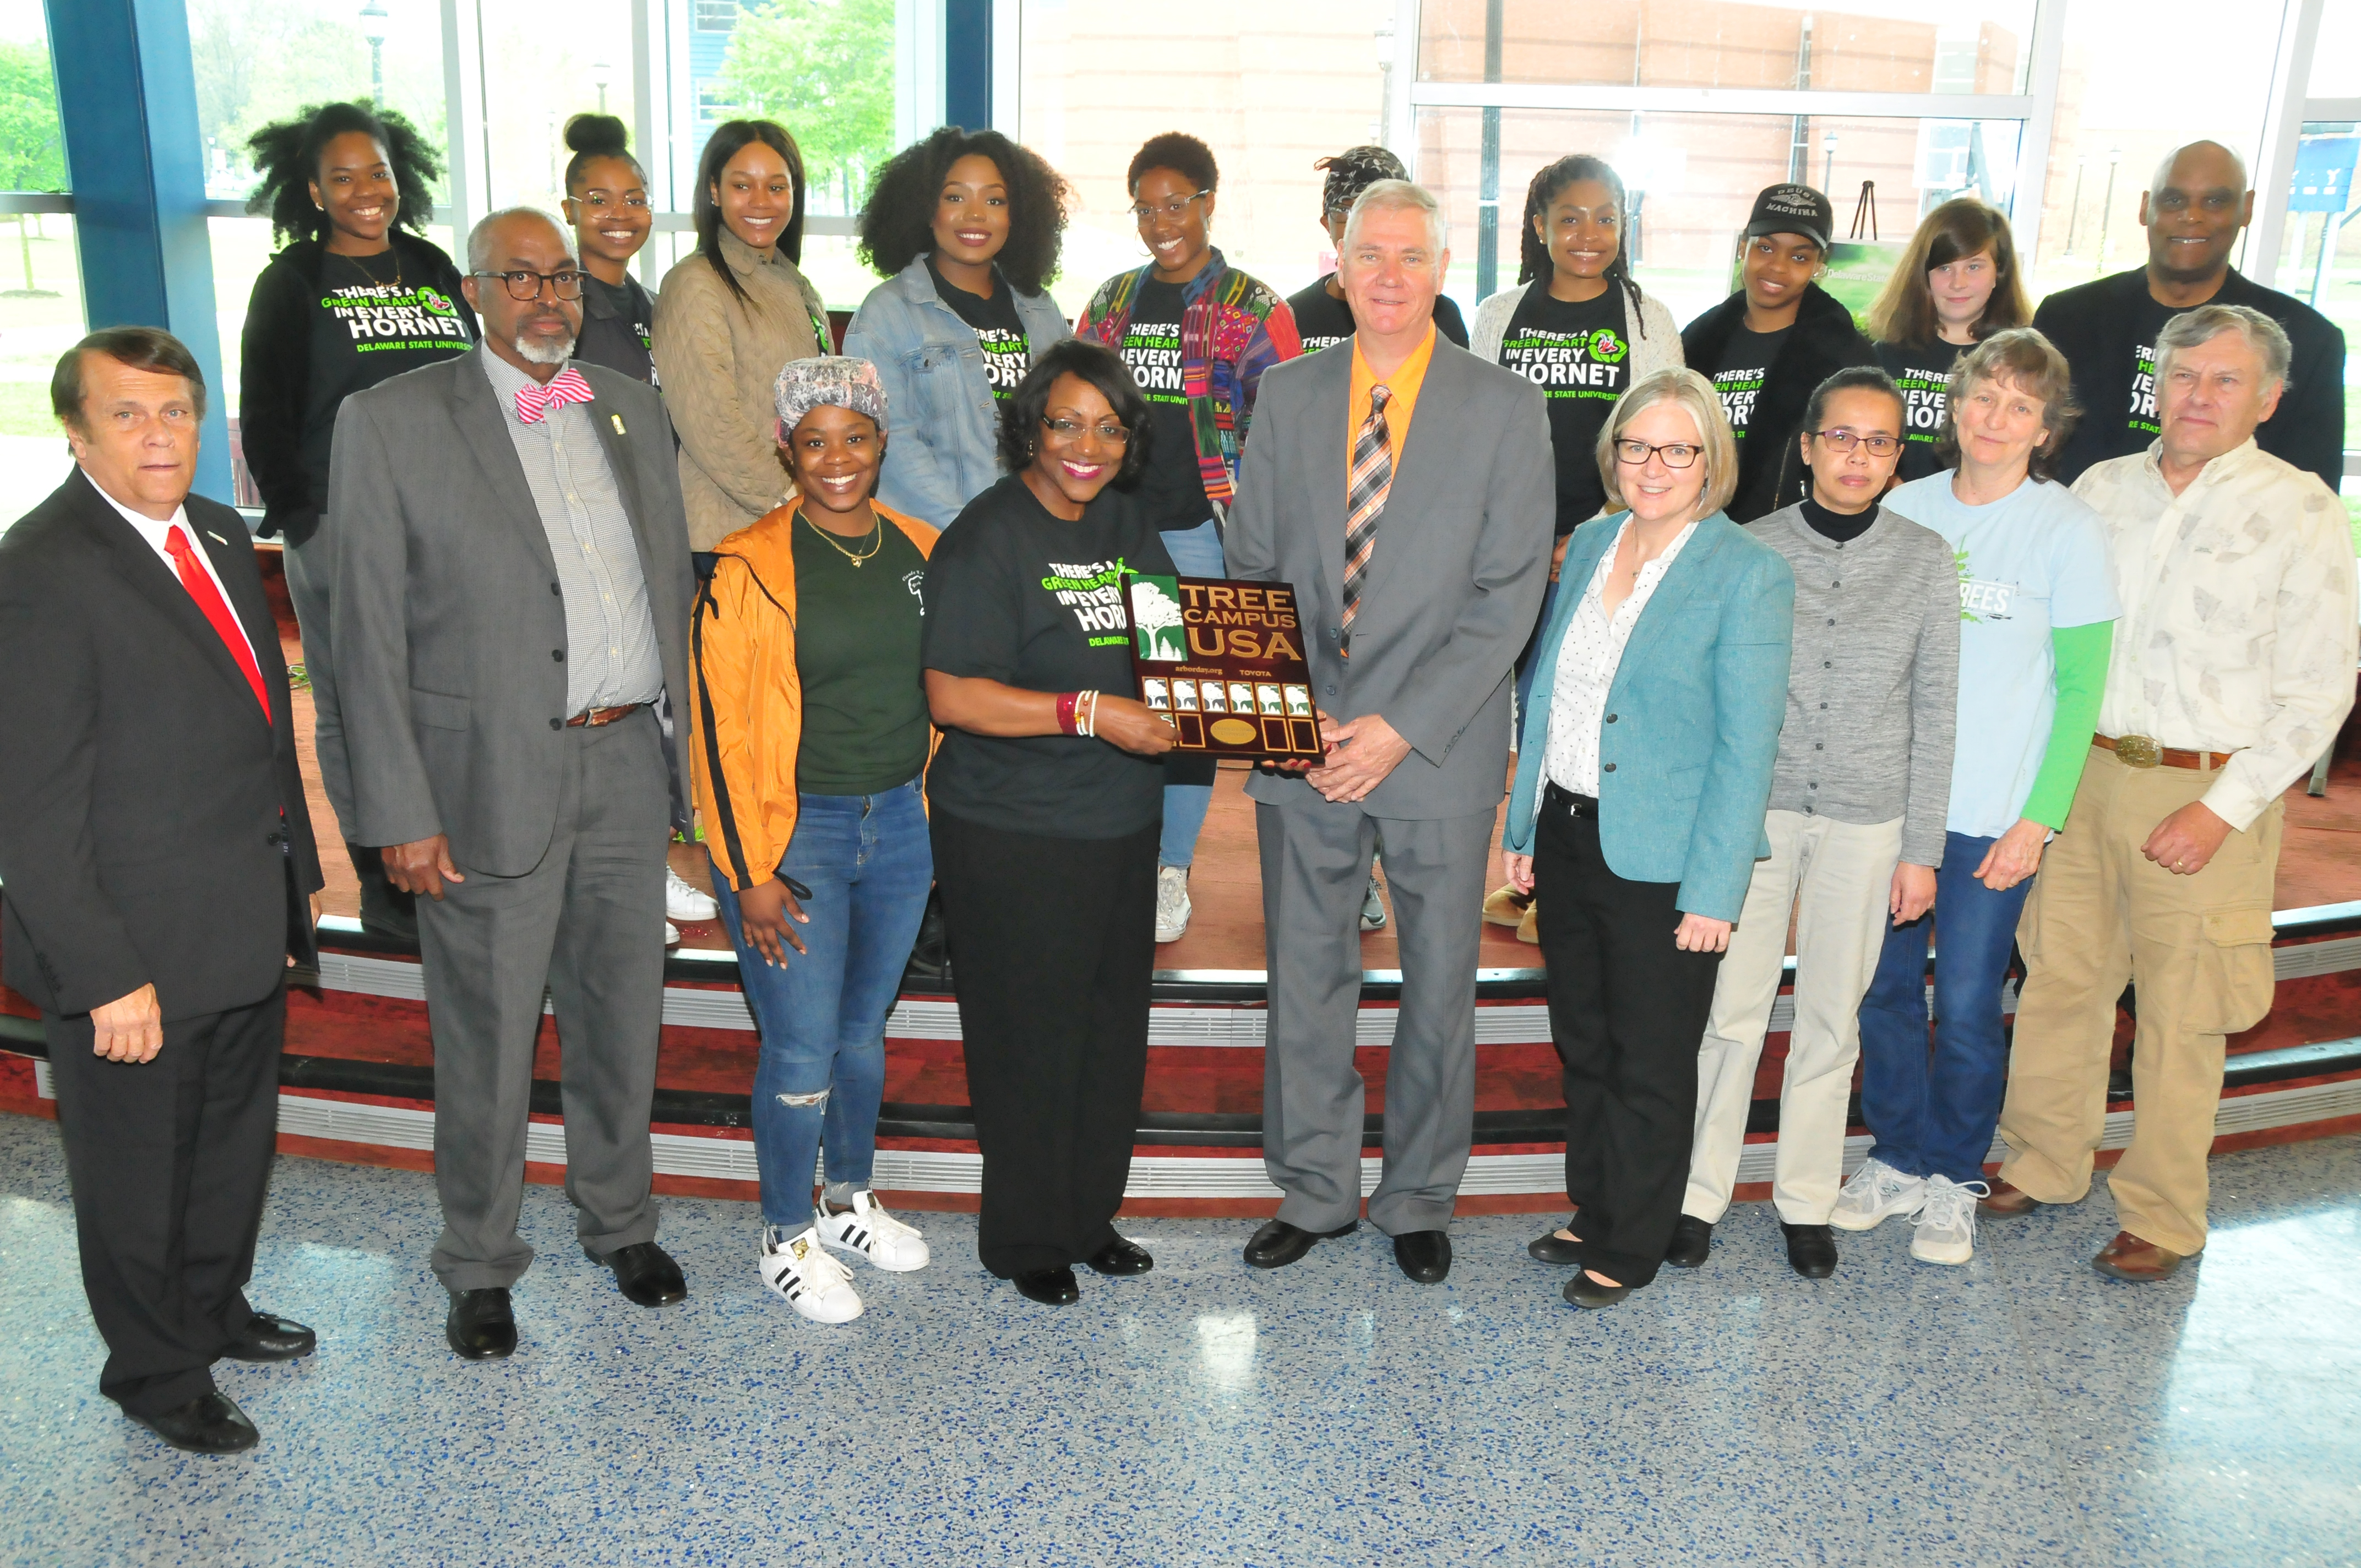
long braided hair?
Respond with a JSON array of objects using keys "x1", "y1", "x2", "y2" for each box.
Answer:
[{"x1": 1515, "y1": 154, "x2": 1651, "y2": 336}]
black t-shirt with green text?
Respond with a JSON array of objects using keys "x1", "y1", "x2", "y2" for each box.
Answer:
[
  {"x1": 1709, "y1": 324, "x2": 1792, "y2": 442},
  {"x1": 929, "y1": 258, "x2": 1031, "y2": 402},
  {"x1": 2119, "y1": 292, "x2": 2185, "y2": 449},
  {"x1": 1876, "y1": 339, "x2": 1965, "y2": 483},
  {"x1": 1117, "y1": 279, "x2": 1212, "y2": 533},
  {"x1": 790, "y1": 511, "x2": 932, "y2": 796},
  {"x1": 302, "y1": 251, "x2": 474, "y2": 497},
  {"x1": 1498, "y1": 282, "x2": 1630, "y2": 535},
  {"x1": 921, "y1": 475, "x2": 1177, "y2": 839}
]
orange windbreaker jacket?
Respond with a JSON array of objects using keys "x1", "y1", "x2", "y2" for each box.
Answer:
[{"x1": 688, "y1": 500, "x2": 939, "y2": 892}]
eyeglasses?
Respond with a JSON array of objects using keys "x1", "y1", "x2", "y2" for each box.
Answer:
[
  {"x1": 471, "y1": 268, "x2": 587, "y2": 301},
  {"x1": 1041, "y1": 416, "x2": 1131, "y2": 444},
  {"x1": 1130, "y1": 191, "x2": 1211, "y2": 223},
  {"x1": 1812, "y1": 429, "x2": 1901, "y2": 457},
  {"x1": 1613, "y1": 439, "x2": 1702, "y2": 469}
]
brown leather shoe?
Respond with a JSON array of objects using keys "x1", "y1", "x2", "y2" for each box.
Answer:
[
  {"x1": 1979, "y1": 1179, "x2": 2042, "y2": 1217},
  {"x1": 2091, "y1": 1231, "x2": 2199, "y2": 1281}
]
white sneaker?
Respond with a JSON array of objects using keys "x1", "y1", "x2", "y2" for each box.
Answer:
[
  {"x1": 666, "y1": 866, "x2": 719, "y2": 922},
  {"x1": 664, "y1": 920, "x2": 681, "y2": 946},
  {"x1": 1154, "y1": 864, "x2": 1192, "y2": 944},
  {"x1": 1359, "y1": 871, "x2": 1387, "y2": 931},
  {"x1": 815, "y1": 1191, "x2": 931, "y2": 1272},
  {"x1": 1909, "y1": 1175, "x2": 1989, "y2": 1266},
  {"x1": 1830, "y1": 1156, "x2": 1927, "y2": 1232},
  {"x1": 758, "y1": 1227, "x2": 863, "y2": 1322}
]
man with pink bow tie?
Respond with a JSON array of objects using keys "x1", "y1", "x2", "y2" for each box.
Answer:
[{"x1": 327, "y1": 208, "x2": 698, "y2": 1359}]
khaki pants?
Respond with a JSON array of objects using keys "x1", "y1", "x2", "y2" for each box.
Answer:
[
  {"x1": 1998, "y1": 746, "x2": 2281, "y2": 1255},
  {"x1": 1685, "y1": 811, "x2": 1903, "y2": 1225}
]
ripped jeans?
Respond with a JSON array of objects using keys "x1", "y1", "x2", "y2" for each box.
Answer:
[{"x1": 710, "y1": 779, "x2": 933, "y2": 1228}]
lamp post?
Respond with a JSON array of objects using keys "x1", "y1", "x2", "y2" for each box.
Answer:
[
  {"x1": 358, "y1": 0, "x2": 388, "y2": 106},
  {"x1": 592, "y1": 58, "x2": 612, "y2": 115},
  {"x1": 1822, "y1": 129, "x2": 1838, "y2": 194}
]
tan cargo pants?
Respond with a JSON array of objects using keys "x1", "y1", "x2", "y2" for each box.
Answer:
[{"x1": 1998, "y1": 745, "x2": 2281, "y2": 1256}]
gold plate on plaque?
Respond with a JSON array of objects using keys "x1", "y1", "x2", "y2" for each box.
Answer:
[
  {"x1": 2114, "y1": 734, "x2": 2162, "y2": 768},
  {"x1": 1209, "y1": 717, "x2": 1259, "y2": 746}
]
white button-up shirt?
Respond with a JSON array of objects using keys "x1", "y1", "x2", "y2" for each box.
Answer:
[
  {"x1": 89, "y1": 475, "x2": 260, "y2": 670},
  {"x1": 1543, "y1": 514, "x2": 1698, "y2": 799},
  {"x1": 2074, "y1": 438, "x2": 2359, "y2": 831}
]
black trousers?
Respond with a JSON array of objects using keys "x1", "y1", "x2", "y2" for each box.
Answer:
[
  {"x1": 43, "y1": 985, "x2": 286, "y2": 1416},
  {"x1": 932, "y1": 809, "x2": 1157, "y2": 1277},
  {"x1": 1534, "y1": 788, "x2": 1723, "y2": 1288}
]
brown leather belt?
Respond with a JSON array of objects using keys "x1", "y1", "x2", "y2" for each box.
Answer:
[
  {"x1": 2094, "y1": 733, "x2": 2239, "y2": 770},
  {"x1": 566, "y1": 704, "x2": 646, "y2": 728}
]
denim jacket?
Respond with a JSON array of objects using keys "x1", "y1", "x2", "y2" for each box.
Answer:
[{"x1": 842, "y1": 257, "x2": 1074, "y2": 529}]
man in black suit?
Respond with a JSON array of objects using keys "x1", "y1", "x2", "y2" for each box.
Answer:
[{"x1": 0, "y1": 328, "x2": 324, "y2": 1455}]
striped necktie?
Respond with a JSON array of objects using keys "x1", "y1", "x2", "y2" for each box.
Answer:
[{"x1": 1341, "y1": 384, "x2": 1392, "y2": 657}]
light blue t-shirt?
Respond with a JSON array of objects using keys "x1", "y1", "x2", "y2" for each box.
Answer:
[{"x1": 1885, "y1": 472, "x2": 2120, "y2": 838}]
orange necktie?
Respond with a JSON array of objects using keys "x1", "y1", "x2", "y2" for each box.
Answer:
[{"x1": 164, "y1": 524, "x2": 270, "y2": 719}]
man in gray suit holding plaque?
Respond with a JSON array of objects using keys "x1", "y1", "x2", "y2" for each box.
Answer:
[
  {"x1": 1226, "y1": 181, "x2": 1553, "y2": 1283},
  {"x1": 328, "y1": 209, "x2": 696, "y2": 1357}
]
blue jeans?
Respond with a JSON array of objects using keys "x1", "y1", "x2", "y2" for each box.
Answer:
[
  {"x1": 1158, "y1": 518, "x2": 1225, "y2": 869},
  {"x1": 710, "y1": 779, "x2": 932, "y2": 1227},
  {"x1": 1856, "y1": 830, "x2": 2034, "y2": 1185}
]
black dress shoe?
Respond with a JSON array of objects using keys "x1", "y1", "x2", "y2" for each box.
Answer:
[
  {"x1": 1011, "y1": 1266, "x2": 1080, "y2": 1305},
  {"x1": 1083, "y1": 1237, "x2": 1154, "y2": 1276},
  {"x1": 1781, "y1": 1222, "x2": 1840, "y2": 1279},
  {"x1": 1392, "y1": 1229, "x2": 1452, "y2": 1284},
  {"x1": 132, "y1": 1390, "x2": 259, "y2": 1454},
  {"x1": 1527, "y1": 1217, "x2": 1584, "y2": 1265},
  {"x1": 1664, "y1": 1215, "x2": 1714, "y2": 1269},
  {"x1": 222, "y1": 1312, "x2": 317, "y2": 1362},
  {"x1": 1563, "y1": 1272, "x2": 1635, "y2": 1310},
  {"x1": 586, "y1": 1240, "x2": 688, "y2": 1307},
  {"x1": 1243, "y1": 1218, "x2": 1357, "y2": 1269},
  {"x1": 445, "y1": 1287, "x2": 517, "y2": 1360}
]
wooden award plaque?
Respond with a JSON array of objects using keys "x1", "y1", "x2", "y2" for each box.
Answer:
[{"x1": 1125, "y1": 574, "x2": 1324, "y2": 761}]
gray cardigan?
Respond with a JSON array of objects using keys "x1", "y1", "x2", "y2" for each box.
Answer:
[{"x1": 1749, "y1": 504, "x2": 1959, "y2": 867}]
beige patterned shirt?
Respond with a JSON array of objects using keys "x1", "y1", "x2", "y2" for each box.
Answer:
[{"x1": 2073, "y1": 439, "x2": 2358, "y2": 831}]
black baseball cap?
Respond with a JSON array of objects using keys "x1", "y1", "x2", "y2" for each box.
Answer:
[{"x1": 1744, "y1": 183, "x2": 1834, "y2": 251}]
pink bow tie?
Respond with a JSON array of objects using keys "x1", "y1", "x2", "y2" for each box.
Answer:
[{"x1": 515, "y1": 367, "x2": 594, "y2": 424}]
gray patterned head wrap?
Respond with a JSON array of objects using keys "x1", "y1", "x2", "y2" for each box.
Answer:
[{"x1": 773, "y1": 355, "x2": 888, "y2": 433}]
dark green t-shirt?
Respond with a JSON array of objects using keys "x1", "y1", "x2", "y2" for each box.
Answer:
[{"x1": 790, "y1": 511, "x2": 932, "y2": 796}]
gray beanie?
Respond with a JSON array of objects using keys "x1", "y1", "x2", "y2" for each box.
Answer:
[{"x1": 773, "y1": 355, "x2": 888, "y2": 432}]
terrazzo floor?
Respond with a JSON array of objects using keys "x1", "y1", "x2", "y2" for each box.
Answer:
[{"x1": 2, "y1": 1118, "x2": 2356, "y2": 1567}]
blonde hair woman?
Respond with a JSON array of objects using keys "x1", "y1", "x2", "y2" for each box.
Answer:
[{"x1": 1500, "y1": 367, "x2": 1796, "y2": 1310}]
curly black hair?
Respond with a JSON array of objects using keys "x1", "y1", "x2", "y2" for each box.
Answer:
[
  {"x1": 563, "y1": 112, "x2": 646, "y2": 194},
  {"x1": 243, "y1": 102, "x2": 440, "y2": 247},
  {"x1": 1127, "y1": 132, "x2": 1217, "y2": 197},
  {"x1": 857, "y1": 127, "x2": 1070, "y2": 296},
  {"x1": 997, "y1": 339, "x2": 1152, "y2": 489},
  {"x1": 1515, "y1": 154, "x2": 1651, "y2": 336}
]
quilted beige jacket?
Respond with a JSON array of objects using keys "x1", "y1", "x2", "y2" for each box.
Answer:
[{"x1": 652, "y1": 231, "x2": 828, "y2": 550}]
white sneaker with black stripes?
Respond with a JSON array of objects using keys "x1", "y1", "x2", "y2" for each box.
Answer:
[
  {"x1": 758, "y1": 1227, "x2": 863, "y2": 1323},
  {"x1": 815, "y1": 1190, "x2": 931, "y2": 1272}
]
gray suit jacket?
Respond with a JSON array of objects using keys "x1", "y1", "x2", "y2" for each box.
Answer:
[
  {"x1": 1228, "y1": 335, "x2": 1553, "y2": 819},
  {"x1": 327, "y1": 349, "x2": 695, "y2": 876}
]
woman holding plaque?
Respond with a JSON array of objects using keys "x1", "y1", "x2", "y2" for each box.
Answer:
[{"x1": 921, "y1": 340, "x2": 1179, "y2": 1306}]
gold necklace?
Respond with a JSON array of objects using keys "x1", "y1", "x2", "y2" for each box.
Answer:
[
  {"x1": 798, "y1": 507, "x2": 883, "y2": 567},
  {"x1": 338, "y1": 246, "x2": 403, "y2": 290}
]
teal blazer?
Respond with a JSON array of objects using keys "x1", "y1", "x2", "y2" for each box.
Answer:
[{"x1": 1503, "y1": 511, "x2": 1795, "y2": 922}]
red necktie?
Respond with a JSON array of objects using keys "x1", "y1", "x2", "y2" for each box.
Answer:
[
  {"x1": 164, "y1": 524, "x2": 270, "y2": 719},
  {"x1": 514, "y1": 366, "x2": 595, "y2": 423}
]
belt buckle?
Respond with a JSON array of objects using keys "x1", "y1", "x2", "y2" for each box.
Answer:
[{"x1": 2115, "y1": 734, "x2": 2163, "y2": 769}]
